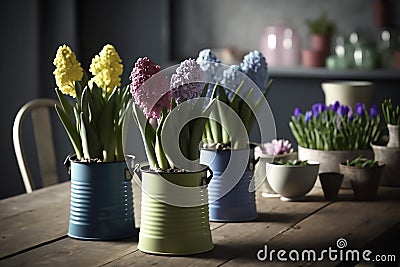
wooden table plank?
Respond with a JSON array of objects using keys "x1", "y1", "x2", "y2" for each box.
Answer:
[
  {"x1": 221, "y1": 186, "x2": 400, "y2": 266},
  {"x1": 0, "y1": 237, "x2": 138, "y2": 267},
  {"x1": 0, "y1": 182, "x2": 69, "y2": 220},
  {"x1": 103, "y1": 188, "x2": 329, "y2": 266},
  {"x1": 1, "y1": 182, "x2": 399, "y2": 267},
  {"x1": 0, "y1": 183, "x2": 70, "y2": 259}
]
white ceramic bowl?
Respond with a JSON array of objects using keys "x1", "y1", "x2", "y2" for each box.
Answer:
[{"x1": 266, "y1": 161, "x2": 319, "y2": 201}]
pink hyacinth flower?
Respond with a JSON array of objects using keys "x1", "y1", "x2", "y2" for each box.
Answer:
[{"x1": 130, "y1": 57, "x2": 171, "y2": 119}]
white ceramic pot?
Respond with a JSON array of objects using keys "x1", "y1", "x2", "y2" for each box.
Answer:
[
  {"x1": 254, "y1": 152, "x2": 298, "y2": 197},
  {"x1": 321, "y1": 81, "x2": 374, "y2": 108},
  {"x1": 371, "y1": 142, "x2": 400, "y2": 186},
  {"x1": 298, "y1": 146, "x2": 373, "y2": 188},
  {"x1": 387, "y1": 124, "x2": 400, "y2": 148},
  {"x1": 266, "y1": 161, "x2": 319, "y2": 201}
]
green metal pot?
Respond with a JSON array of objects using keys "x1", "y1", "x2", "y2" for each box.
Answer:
[{"x1": 137, "y1": 165, "x2": 214, "y2": 255}]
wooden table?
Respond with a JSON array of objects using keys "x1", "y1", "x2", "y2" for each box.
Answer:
[{"x1": 0, "y1": 182, "x2": 399, "y2": 266}]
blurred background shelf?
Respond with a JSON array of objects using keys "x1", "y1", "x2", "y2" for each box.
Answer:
[{"x1": 270, "y1": 67, "x2": 400, "y2": 80}]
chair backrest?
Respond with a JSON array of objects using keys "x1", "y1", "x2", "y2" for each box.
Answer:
[{"x1": 13, "y1": 98, "x2": 60, "y2": 193}]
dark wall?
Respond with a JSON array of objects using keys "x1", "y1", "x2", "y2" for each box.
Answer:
[{"x1": 1, "y1": 0, "x2": 168, "y2": 199}]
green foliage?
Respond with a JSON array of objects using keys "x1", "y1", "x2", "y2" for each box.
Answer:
[
  {"x1": 204, "y1": 80, "x2": 273, "y2": 149},
  {"x1": 305, "y1": 12, "x2": 335, "y2": 35},
  {"x1": 382, "y1": 98, "x2": 400, "y2": 125},
  {"x1": 55, "y1": 77, "x2": 130, "y2": 162},
  {"x1": 345, "y1": 156, "x2": 379, "y2": 167},
  {"x1": 132, "y1": 84, "x2": 215, "y2": 170},
  {"x1": 289, "y1": 107, "x2": 382, "y2": 151}
]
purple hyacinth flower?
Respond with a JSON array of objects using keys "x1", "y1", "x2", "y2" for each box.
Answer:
[
  {"x1": 348, "y1": 107, "x2": 354, "y2": 121},
  {"x1": 329, "y1": 101, "x2": 340, "y2": 112},
  {"x1": 369, "y1": 104, "x2": 379, "y2": 118},
  {"x1": 170, "y1": 59, "x2": 205, "y2": 104},
  {"x1": 355, "y1": 102, "x2": 365, "y2": 116},
  {"x1": 294, "y1": 107, "x2": 302, "y2": 119},
  {"x1": 337, "y1": 105, "x2": 350, "y2": 117},
  {"x1": 312, "y1": 103, "x2": 327, "y2": 117},
  {"x1": 305, "y1": 111, "x2": 313, "y2": 124}
]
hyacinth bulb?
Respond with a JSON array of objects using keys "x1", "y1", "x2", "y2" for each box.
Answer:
[
  {"x1": 170, "y1": 59, "x2": 204, "y2": 104},
  {"x1": 130, "y1": 57, "x2": 170, "y2": 119}
]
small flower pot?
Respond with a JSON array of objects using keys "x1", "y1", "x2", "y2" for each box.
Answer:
[
  {"x1": 311, "y1": 34, "x2": 331, "y2": 57},
  {"x1": 387, "y1": 124, "x2": 400, "y2": 148},
  {"x1": 339, "y1": 162, "x2": 385, "y2": 201},
  {"x1": 371, "y1": 140, "x2": 400, "y2": 186},
  {"x1": 318, "y1": 172, "x2": 344, "y2": 201},
  {"x1": 266, "y1": 161, "x2": 319, "y2": 201},
  {"x1": 394, "y1": 50, "x2": 400, "y2": 70},
  {"x1": 254, "y1": 152, "x2": 298, "y2": 197},
  {"x1": 301, "y1": 49, "x2": 325, "y2": 67}
]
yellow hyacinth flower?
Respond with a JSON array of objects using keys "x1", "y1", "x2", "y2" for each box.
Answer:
[
  {"x1": 53, "y1": 45, "x2": 83, "y2": 98},
  {"x1": 89, "y1": 44, "x2": 123, "y2": 94}
]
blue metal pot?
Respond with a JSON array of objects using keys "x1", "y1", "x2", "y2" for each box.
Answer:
[
  {"x1": 200, "y1": 148, "x2": 258, "y2": 222},
  {"x1": 68, "y1": 160, "x2": 137, "y2": 240}
]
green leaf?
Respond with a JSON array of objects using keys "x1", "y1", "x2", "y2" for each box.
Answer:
[
  {"x1": 155, "y1": 107, "x2": 170, "y2": 170},
  {"x1": 239, "y1": 88, "x2": 254, "y2": 133},
  {"x1": 74, "y1": 80, "x2": 83, "y2": 106},
  {"x1": 229, "y1": 80, "x2": 244, "y2": 114},
  {"x1": 209, "y1": 106, "x2": 222, "y2": 144},
  {"x1": 98, "y1": 91, "x2": 116, "y2": 162},
  {"x1": 189, "y1": 99, "x2": 216, "y2": 159},
  {"x1": 217, "y1": 85, "x2": 229, "y2": 104},
  {"x1": 55, "y1": 105, "x2": 83, "y2": 159},
  {"x1": 90, "y1": 83, "x2": 105, "y2": 121},
  {"x1": 55, "y1": 88, "x2": 73, "y2": 116},
  {"x1": 204, "y1": 120, "x2": 213, "y2": 144},
  {"x1": 80, "y1": 112, "x2": 101, "y2": 159},
  {"x1": 132, "y1": 104, "x2": 158, "y2": 169}
]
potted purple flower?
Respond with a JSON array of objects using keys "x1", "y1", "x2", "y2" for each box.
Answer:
[
  {"x1": 130, "y1": 57, "x2": 214, "y2": 255},
  {"x1": 253, "y1": 139, "x2": 297, "y2": 197},
  {"x1": 290, "y1": 101, "x2": 382, "y2": 188}
]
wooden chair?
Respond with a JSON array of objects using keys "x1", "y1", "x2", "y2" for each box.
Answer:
[{"x1": 13, "y1": 98, "x2": 61, "y2": 193}]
